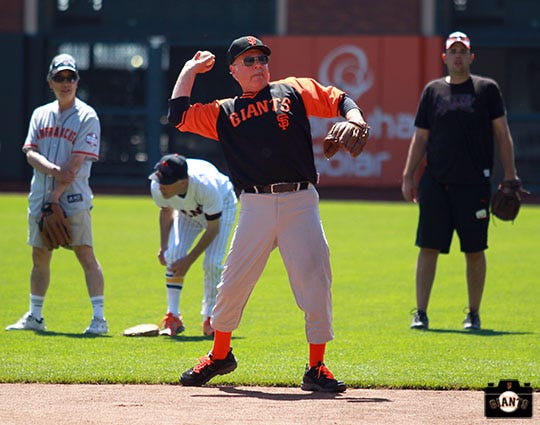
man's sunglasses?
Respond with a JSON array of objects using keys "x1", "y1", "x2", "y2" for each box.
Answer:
[
  {"x1": 51, "y1": 74, "x2": 78, "y2": 83},
  {"x1": 242, "y1": 55, "x2": 269, "y2": 67}
]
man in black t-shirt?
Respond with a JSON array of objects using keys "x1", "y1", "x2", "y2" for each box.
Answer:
[{"x1": 401, "y1": 32, "x2": 520, "y2": 331}]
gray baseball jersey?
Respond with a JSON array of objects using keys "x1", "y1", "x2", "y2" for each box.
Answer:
[{"x1": 22, "y1": 98, "x2": 100, "y2": 217}]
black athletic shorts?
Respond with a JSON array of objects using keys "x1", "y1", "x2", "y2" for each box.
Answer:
[{"x1": 416, "y1": 173, "x2": 491, "y2": 254}]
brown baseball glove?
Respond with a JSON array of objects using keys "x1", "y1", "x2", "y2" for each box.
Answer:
[
  {"x1": 323, "y1": 121, "x2": 370, "y2": 159},
  {"x1": 490, "y1": 179, "x2": 529, "y2": 221},
  {"x1": 38, "y1": 202, "x2": 72, "y2": 250}
]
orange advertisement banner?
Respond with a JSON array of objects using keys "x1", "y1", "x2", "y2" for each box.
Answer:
[{"x1": 262, "y1": 36, "x2": 443, "y2": 187}]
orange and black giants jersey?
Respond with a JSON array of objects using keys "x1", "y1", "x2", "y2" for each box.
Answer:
[{"x1": 168, "y1": 77, "x2": 349, "y2": 191}]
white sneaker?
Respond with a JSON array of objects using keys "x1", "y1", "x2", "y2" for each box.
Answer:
[
  {"x1": 84, "y1": 317, "x2": 108, "y2": 334},
  {"x1": 6, "y1": 312, "x2": 46, "y2": 331}
]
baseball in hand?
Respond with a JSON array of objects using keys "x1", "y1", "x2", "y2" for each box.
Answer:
[{"x1": 196, "y1": 50, "x2": 215, "y2": 69}]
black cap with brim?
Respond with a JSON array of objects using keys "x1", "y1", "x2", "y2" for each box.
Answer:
[
  {"x1": 227, "y1": 35, "x2": 271, "y2": 65},
  {"x1": 148, "y1": 154, "x2": 188, "y2": 185}
]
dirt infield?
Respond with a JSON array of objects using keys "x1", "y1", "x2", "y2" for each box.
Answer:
[{"x1": 0, "y1": 384, "x2": 536, "y2": 424}]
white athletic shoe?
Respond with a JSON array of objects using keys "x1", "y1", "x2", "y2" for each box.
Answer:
[
  {"x1": 84, "y1": 317, "x2": 108, "y2": 334},
  {"x1": 6, "y1": 312, "x2": 46, "y2": 331}
]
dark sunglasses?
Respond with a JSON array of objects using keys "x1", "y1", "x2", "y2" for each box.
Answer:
[
  {"x1": 242, "y1": 55, "x2": 269, "y2": 67},
  {"x1": 51, "y1": 74, "x2": 78, "y2": 83}
]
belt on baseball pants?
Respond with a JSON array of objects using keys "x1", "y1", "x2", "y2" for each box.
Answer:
[{"x1": 243, "y1": 181, "x2": 310, "y2": 194}]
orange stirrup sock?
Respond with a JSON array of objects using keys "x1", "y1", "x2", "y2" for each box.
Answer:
[
  {"x1": 309, "y1": 343, "x2": 326, "y2": 368},
  {"x1": 211, "y1": 330, "x2": 232, "y2": 360}
]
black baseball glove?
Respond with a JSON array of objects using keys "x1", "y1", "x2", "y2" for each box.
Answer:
[{"x1": 490, "y1": 179, "x2": 529, "y2": 221}]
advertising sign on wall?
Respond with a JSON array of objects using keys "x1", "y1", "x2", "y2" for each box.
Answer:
[{"x1": 263, "y1": 36, "x2": 443, "y2": 187}]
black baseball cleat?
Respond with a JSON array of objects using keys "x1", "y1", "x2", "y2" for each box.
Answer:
[
  {"x1": 410, "y1": 309, "x2": 429, "y2": 330},
  {"x1": 180, "y1": 348, "x2": 237, "y2": 386},
  {"x1": 301, "y1": 362, "x2": 346, "y2": 393},
  {"x1": 463, "y1": 311, "x2": 481, "y2": 330}
]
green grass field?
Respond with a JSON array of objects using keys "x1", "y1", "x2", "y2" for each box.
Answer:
[{"x1": 0, "y1": 193, "x2": 538, "y2": 389}]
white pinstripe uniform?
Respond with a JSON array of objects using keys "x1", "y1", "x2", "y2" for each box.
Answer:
[
  {"x1": 23, "y1": 98, "x2": 100, "y2": 244},
  {"x1": 150, "y1": 159, "x2": 237, "y2": 317}
]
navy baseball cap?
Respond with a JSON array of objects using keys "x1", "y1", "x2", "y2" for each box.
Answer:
[
  {"x1": 149, "y1": 154, "x2": 188, "y2": 185},
  {"x1": 48, "y1": 53, "x2": 79, "y2": 78},
  {"x1": 227, "y1": 36, "x2": 271, "y2": 65},
  {"x1": 445, "y1": 31, "x2": 471, "y2": 50}
]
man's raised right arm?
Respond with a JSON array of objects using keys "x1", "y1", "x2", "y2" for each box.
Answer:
[{"x1": 168, "y1": 50, "x2": 216, "y2": 126}]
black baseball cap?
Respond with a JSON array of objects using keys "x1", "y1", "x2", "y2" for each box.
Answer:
[
  {"x1": 227, "y1": 35, "x2": 271, "y2": 65},
  {"x1": 149, "y1": 154, "x2": 188, "y2": 185},
  {"x1": 48, "y1": 53, "x2": 79, "y2": 78}
]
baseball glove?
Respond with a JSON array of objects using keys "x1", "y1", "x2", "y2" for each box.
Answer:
[
  {"x1": 323, "y1": 121, "x2": 370, "y2": 159},
  {"x1": 38, "y1": 202, "x2": 72, "y2": 250},
  {"x1": 490, "y1": 179, "x2": 529, "y2": 221}
]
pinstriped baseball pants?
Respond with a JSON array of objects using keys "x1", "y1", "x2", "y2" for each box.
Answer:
[{"x1": 165, "y1": 192, "x2": 237, "y2": 317}]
